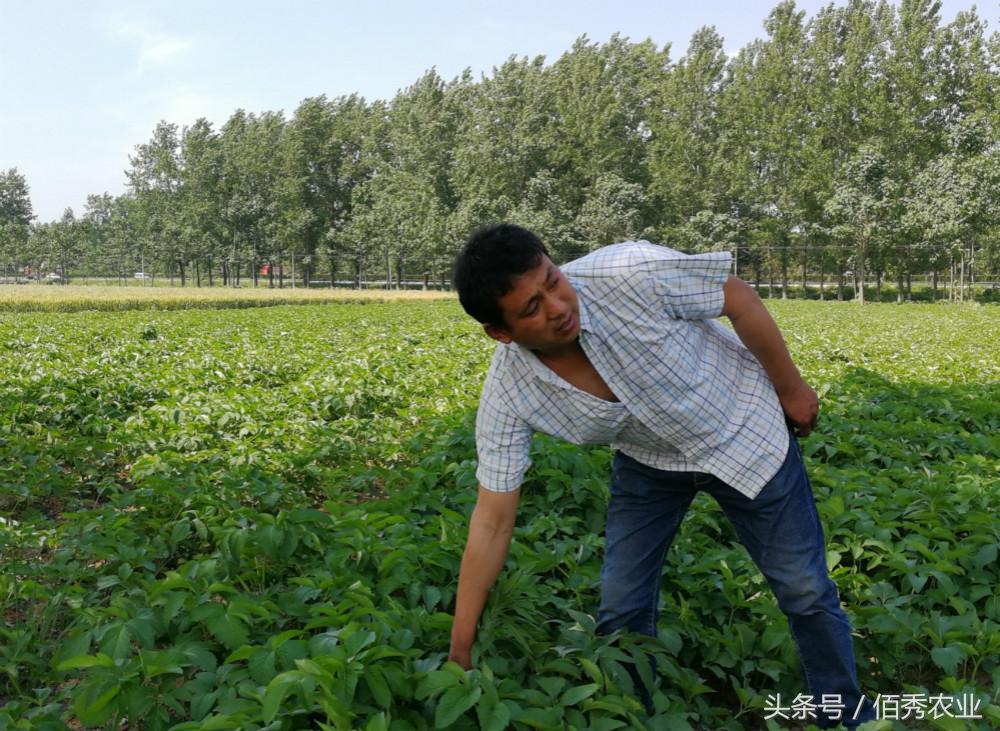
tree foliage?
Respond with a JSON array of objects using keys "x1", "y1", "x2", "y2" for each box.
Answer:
[{"x1": 7, "y1": 3, "x2": 998, "y2": 297}]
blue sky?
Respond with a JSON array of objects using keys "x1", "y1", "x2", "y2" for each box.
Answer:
[{"x1": 1, "y1": 0, "x2": 996, "y2": 221}]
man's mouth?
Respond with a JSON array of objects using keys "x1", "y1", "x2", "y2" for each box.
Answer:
[{"x1": 556, "y1": 312, "x2": 575, "y2": 333}]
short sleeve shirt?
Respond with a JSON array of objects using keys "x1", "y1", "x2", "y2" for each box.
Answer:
[{"x1": 474, "y1": 241, "x2": 789, "y2": 499}]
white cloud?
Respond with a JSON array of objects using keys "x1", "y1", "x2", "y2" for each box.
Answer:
[
  {"x1": 137, "y1": 36, "x2": 193, "y2": 72},
  {"x1": 105, "y1": 17, "x2": 194, "y2": 74}
]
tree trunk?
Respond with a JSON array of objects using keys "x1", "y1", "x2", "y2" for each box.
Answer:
[
  {"x1": 837, "y1": 270, "x2": 844, "y2": 301},
  {"x1": 932, "y1": 270, "x2": 938, "y2": 301},
  {"x1": 208, "y1": 257, "x2": 214, "y2": 287},
  {"x1": 959, "y1": 250, "x2": 966, "y2": 303},
  {"x1": 819, "y1": 265, "x2": 825, "y2": 301},
  {"x1": 896, "y1": 271, "x2": 904, "y2": 303},
  {"x1": 196, "y1": 259, "x2": 202, "y2": 288},
  {"x1": 327, "y1": 254, "x2": 337, "y2": 288},
  {"x1": 179, "y1": 261, "x2": 187, "y2": 287},
  {"x1": 857, "y1": 243, "x2": 866, "y2": 305},
  {"x1": 968, "y1": 240, "x2": 975, "y2": 299}
]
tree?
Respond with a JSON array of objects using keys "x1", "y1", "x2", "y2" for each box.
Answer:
[
  {"x1": 179, "y1": 119, "x2": 224, "y2": 286},
  {"x1": 576, "y1": 173, "x2": 647, "y2": 249},
  {"x1": 81, "y1": 193, "x2": 115, "y2": 278},
  {"x1": 451, "y1": 56, "x2": 552, "y2": 209},
  {"x1": 219, "y1": 110, "x2": 286, "y2": 286},
  {"x1": 39, "y1": 208, "x2": 83, "y2": 283},
  {"x1": 508, "y1": 171, "x2": 577, "y2": 260},
  {"x1": 825, "y1": 146, "x2": 896, "y2": 304},
  {"x1": 0, "y1": 168, "x2": 34, "y2": 280},
  {"x1": 127, "y1": 122, "x2": 184, "y2": 284},
  {"x1": 906, "y1": 117, "x2": 1000, "y2": 301},
  {"x1": 647, "y1": 26, "x2": 725, "y2": 227}
]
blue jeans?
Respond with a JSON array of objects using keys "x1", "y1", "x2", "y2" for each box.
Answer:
[{"x1": 596, "y1": 433, "x2": 875, "y2": 727}]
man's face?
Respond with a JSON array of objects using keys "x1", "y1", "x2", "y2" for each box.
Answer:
[{"x1": 485, "y1": 256, "x2": 580, "y2": 353}]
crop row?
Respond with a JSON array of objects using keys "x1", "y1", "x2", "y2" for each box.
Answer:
[{"x1": 0, "y1": 286, "x2": 451, "y2": 313}]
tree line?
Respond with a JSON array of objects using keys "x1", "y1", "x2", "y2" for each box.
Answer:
[{"x1": 1, "y1": 0, "x2": 998, "y2": 302}]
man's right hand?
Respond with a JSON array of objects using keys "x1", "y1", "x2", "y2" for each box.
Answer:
[
  {"x1": 447, "y1": 644, "x2": 472, "y2": 670},
  {"x1": 449, "y1": 485, "x2": 520, "y2": 675},
  {"x1": 778, "y1": 378, "x2": 819, "y2": 437}
]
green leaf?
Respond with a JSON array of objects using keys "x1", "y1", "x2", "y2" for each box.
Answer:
[
  {"x1": 364, "y1": 665, "x2": 393, "y2": 709},
  {"x1": 208, "y1": 612, "x2": 249, "y2": 650},
  {"x1": 645, "y1": 713, "x2": 694, "y2": 731},
  {"x1": 423, "y1": 585, "x2": 442, "y2": 610},
  {"x1": 99, "y1": 624, "x2": 132, "y2": 660},
  {"x1": 584, "y1": 719, "x2": 627, "y2": 731},
  {"x1": 416, "y1": 669, "x2": 462, "y2": 700},
  {"x1": 972, "y1": 543, "x2": 997, "y2": 568},
  {"x1": 196, "y1": 714, "x2": 242, "y2": 730},
  {"x1": 434, "y1": 684, "x2": 482, "y2": 728},
  {"x1": 930, "y1": 645, "x2": 964, "y2": 676},
  {"x1": 559, "y1": 683, "x2": 600, "y2": 706},
  {"x1": 759, "y1": 625, "x2": 784, "y2": 652},
  {"x1": 248, "y1": 649, "x2": 277, "y2": 684},
  {"x1": 171, "y1": 519, "x2": 192, "y2": 545},
  {"x1": 657, "y1": 627, "x2": 682, "y2": 655},
  {"x1": 261, "y1": 672, "x2": 299, "y2": 723},
  {"x1": 55, "y1": 653, "x2": 115, "y2": 671},
  {"x1": 477, "y1": 696, "x2": 511, "y2": 731},
  {"x1": 579, "y1": 657, "x2": 603, "y2": 685},
  {"x1": 344, "y1": 629, "x2": 376, "y2": 657},
  {"x1": 73, "y1": 682, "x2": 120, "y2": 726},
  {"x1": 826, "y1": 550, "x2": 842, "y2": 570},
  {"x1": 223, "y1": 645, "x2": 256, "y2": 663},
  {"x1": 514, "y1": 706, "x2": 563, "y2": 729}
]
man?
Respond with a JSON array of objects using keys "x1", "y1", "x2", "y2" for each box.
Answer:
[{"x1": 448, "y1": 223, "x2": 874, "y2": 727}]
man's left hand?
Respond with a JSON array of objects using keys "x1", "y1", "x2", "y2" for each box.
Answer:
[{"x1": 778, "y1": 380, "x2": 819, "y2": 437}]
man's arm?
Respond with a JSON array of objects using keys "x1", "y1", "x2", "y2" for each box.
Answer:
[
  {"x1": 448, "y1": 485, "x2": 521, "y2": 669},
  {"x1": 720, "y1": 275, "x2": 818, "y2": 436}
]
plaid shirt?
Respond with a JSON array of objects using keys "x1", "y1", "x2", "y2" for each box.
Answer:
[{"x1": 475, "y1": 241, "x2": 789, "y2": 499}]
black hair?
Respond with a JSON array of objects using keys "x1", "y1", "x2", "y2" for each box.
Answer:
[{"x1": 453, "y1": 223, "x2": 549, "y2": 328}]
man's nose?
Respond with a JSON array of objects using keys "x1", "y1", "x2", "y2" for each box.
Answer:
[{"x1": 545, "y1": 295, "x2": 569, "y2": 319}]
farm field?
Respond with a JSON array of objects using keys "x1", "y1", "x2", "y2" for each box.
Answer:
[
  {"x1": 1, "y1": 299, "x2": 998, "y2": 730},
  {"x1": 0, "y1": 285, "x2": 452, "y2": 313}
]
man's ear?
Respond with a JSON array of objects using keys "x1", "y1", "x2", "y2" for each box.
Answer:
[{"x1": 484, "y1": 323, "x2": 512, "y2": 344}]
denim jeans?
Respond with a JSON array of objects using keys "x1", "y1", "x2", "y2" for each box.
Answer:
[{"x1": 595, "y1": 432, "x2": 875, "y2": 728}]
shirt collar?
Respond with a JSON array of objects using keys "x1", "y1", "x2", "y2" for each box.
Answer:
[{"x1": 575, "y1": 286, "x2": 593, "y2": 333}]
